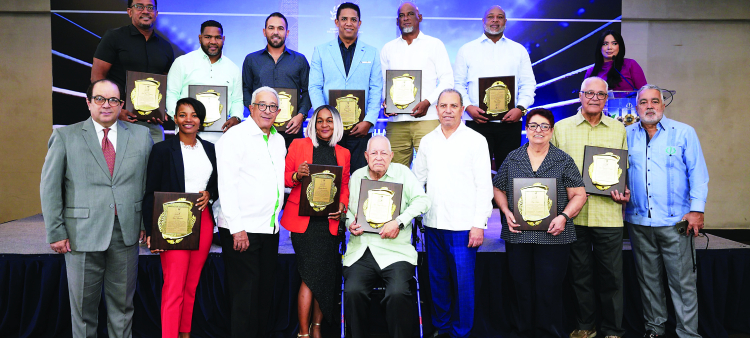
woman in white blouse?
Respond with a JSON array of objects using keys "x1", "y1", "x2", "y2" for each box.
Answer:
[{"x1": 143, "y1": 97, "x2": 219, "y2": 338}]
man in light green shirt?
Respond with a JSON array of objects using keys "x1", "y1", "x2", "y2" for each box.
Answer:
[
  {"x1": 166, "y1": 20, "x2": 244, "y2": 143},
  {"x1": 344, "y1": 135, "x2": 430, "y2": 338},
  {"x1": 550, "y1": 77, "x2": 628, "y2": 338}
]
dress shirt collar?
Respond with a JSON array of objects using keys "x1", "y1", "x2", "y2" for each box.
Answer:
[
  {"x1": 635, "y1": 116, "x2": 669, "y2": 133},
  {"x1": 92, "y1": 119, "x2": 118, "y2": 134},
  {"x1": 398, "y1": 30, "x2": 425, "y2": 43},
  {"x1": 478, "y1": 33, "x2": 508, "y2": 44},
  {"x1": 573, "y1": 109, "x2": 613, "y2": 127},
  {"x1": 244, "y1": 118, "x2": 278, "y2": 137},
  {"x1": 338, "y1": 36, "x2": 358, "y2": 50},
  {"x1": 436, "y1": 121, "x2": 469, "y2": 140},
  {"x1": 357, "y1": 164, "x2": 396, "y2": 181},
  {"x1": 263, "y1": 46, "x2": 292, "y2": 57},
  {"x1": 198, "y1": 49, "x2": 225, "y2": 64},
  {"x1": 128, "y1": 24, "x2": 159, "y2": 40}
]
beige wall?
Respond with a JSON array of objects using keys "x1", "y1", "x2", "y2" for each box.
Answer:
[
  {"x1": 623, "y1": 0, "x2": 750, "y2": 229},
  {"x1": 0, "y1": 0, "x2": 51, "y2": 223}
]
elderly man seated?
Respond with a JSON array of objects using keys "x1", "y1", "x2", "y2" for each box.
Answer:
[{"x1": 343, "y1": 135, "x2": 430, "y2": 338}]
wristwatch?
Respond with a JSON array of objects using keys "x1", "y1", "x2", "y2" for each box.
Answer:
[
  {"x1": 233, "y1": 116, "x2": 242, "y2": 122},
  {"x1": 560, "y1": 212, "x2": 571, "y2": 222},
  {"x1": 516, "y1": 105, "x2": 528, "y2": 116},
  {"x1": 397, "y1": 220, "x2": 405, "y2": 230}
]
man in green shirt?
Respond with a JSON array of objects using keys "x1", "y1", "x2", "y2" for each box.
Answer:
[
  {"x1": 551, "y1": 76, "x2": 629, "y2": 338},
  {"x1": 344, "y1": 135, "x2": 430, "y2": 338}
]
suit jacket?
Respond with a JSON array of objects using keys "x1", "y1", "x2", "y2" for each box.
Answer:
[
  {"x1": 40, "y1": 118, "x2": 153, "y2": 251},
  {"x1": 308, "y1": 38, "x2": 383, "y2": 130},
  {"x1": 280, "y1": 138, "x2": 351, "y2": 236},
  {"x1": 142, "y1": 136, "x2": 218, "y2": 236}
]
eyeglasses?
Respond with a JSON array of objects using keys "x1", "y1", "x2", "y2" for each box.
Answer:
[
  {"x1": 91, "y1": 96, "x2": 124, "y2": 106},
  {"x1": 130, "y1": 4, "x2": 156, "y2": 12},
  {"x1": 580, "y1": 91, "x2": 608, "y2": 100},
  {"x1": 252, "y1": 102, "x2": 279, "y2": 113},
  {"x1": 527, "y1": 122, "x2": 551, "y2": 131}
]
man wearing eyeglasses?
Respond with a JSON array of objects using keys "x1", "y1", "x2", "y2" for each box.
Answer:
[
  {"x1": 216, "y1": 86, "x2": 286, "y2": 338},
  {"x1": 166, "y1": 20, "x2": 244, "y2": 143},
  {"x1": 41, "y1": 79, "x2": 153, "y2": 338},
  {"x1": 551, "y1": 76, "x2": 628, "y2": 338},
  {"x1": 92, "y1": 0, "x2": 174, "y2": 144}
]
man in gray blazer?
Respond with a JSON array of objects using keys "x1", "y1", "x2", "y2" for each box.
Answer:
[{"x1": 40, "y1": 79, "x2": 153, "y2": 338}]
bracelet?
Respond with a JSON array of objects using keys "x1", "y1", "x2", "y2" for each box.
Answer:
[
  {"x1": 561, "y1": 212, "x2": 571, "y2": 222},
  {"x1": 292, "y1": 172, "x2": 298, "y2": 182}
]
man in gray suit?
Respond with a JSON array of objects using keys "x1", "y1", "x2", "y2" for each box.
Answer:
[{"x1": 40, "y1": 79, "x2": 153, "y2": 338}]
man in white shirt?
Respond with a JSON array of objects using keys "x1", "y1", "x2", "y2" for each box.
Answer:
[
  {"x1": 454, "y1": 5, "x2": 536, "y2": 169},
  {"x1": 413, "y1": 89, "x2": 493, "y2": 338},
  {"x1": 216, "y1": 86, "x2": 286, "y2": 338},
  {"x1": 166, "y1": 20, "x2": 244, "y2": 144},
  {"x1": 380, "y1": 2, "x2": 453, "y2": 167}
]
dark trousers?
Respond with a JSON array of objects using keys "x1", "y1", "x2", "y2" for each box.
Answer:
[
  {"x1": 343, "y1": 249, "x2": 415, "y2": 338},
  {"x1": 466, "y1": 120, "x2": 522, "y2": 168},
  {"x1": 219, "y1": 228, "x2": 280, "y2": 338},
  {"x1": 339, "y1": 132, "x2": 372, "y2": 173},
  {"x1": 281, "y1": 130, "x2": 303, "y2": 149},
  {"x1": 506, "y1": 243, "x2": 570, "y2": 338},
  {"x1": 568, "y1": 225, "x2": 625, "y2": 337}
]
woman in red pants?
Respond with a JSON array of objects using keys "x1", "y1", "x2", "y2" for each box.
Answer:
[{"x1": 143, "y1": 97, "x2": 218, "y2": 338}]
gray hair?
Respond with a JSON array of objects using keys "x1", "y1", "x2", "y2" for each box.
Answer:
[
  {"x1": 250, "y1": 86, "x2": 279, "y2": 106},
  {"x1": 366, "y1": 135, "x2": 392, "y2": 153},
  {"x1": 581, "y1": 76, "x2": 609, "y2": 92},
  {"x1": 436, "y1": 88, "x2": 463, "y2": 107},
  {"x1": 307, "y1": 105, "x2": 344, "y2": 148},
  {"x1": 636, "y1": 84, "x2": 667, "y2": 102}
]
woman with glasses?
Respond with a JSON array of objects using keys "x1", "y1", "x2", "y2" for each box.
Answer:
[
  {"x1": 492, "y1": 109, "x2": 588, "y2": 338},
  {"x1": 585, "y1": 30, "x2": 647, "y2": 92},
  {"x1": 281, "y1": 105, "x2": 351, "y2": 338},
  {"x1": 143, "y1": 98, "x2": 218, "y2": 338}
]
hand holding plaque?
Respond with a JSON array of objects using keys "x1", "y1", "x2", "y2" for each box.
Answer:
[
  {"x1": 512, "y1": 178, "x2": 557, "y2": 231},
  {"x1": 298, "y1": 164, "x2": 343, "y2": 216},
  {"x1": 150, "y1": 192, "x2": 202, "y2": 250},
  {"x1": 478, "y1": 76, "x2": 516, "y2": 121},
  {"x1": 582, "y1": 146, "x2": 628, "y2": 196},
  {"x1": 386, "y1": 70, "x2": 422, "y2": 114},
  {"x1": 356, "y1": 179, "x2": 403, "y2": 234},
  {"x1": 126, "y1": 71, "x2": 167, "y2": 121}
]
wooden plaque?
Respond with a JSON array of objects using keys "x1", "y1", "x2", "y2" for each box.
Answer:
[
  {"x1": 298, "y1": 164, "x2": 344, "y2": 217},
  {"x1": 125, "y1": 71, "x2": 167, "y2": 121},
  {"x1": 356, "y1": 179, "x2": 403, "y2": 234},
  {"x1": 272, "y1": 87, "x2": 299, "y2": 132},
  {"x1": 188, "y1": 85, "x2": 229, "y2": 132},
  {"x1": 150, "y1": 192, "x2": 202, "y2": 250},
  {"x1": 385, "y1": 70, "x2": 422, "y2": 114},
  {"x1": 512, "y1": 178, "x2": 557, "y2": 231},
  {"x1": 328, "y1": 89, "x2": 366, "y2": 133},
  {"x1": 582, "y1": 146, "x2": 628, "y2": 196},
  {"x1": 478, "y1": 75, "x2": 516, "y2": 121}
]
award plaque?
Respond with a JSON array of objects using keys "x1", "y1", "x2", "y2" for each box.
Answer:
[
  {"x1": 478, "y1": 76, "x2": 516, "y2": 121},
  {"x1": 329, "y1": 89, "x2": 366, "y2": 132},
  {"x1": 385, "y1": 70, "x2": 422, "y2": 114},
  {"x1": 272, "y1": 87, "x2": 299, "y2": 132},
  {"x1": 126, "y1": 71, "x2": 167, "y2": 121},
  {"x1": 298, "y1": 164, "x2": 344, "y2": 217},
  {"x1": 356, "y1": 179, "x2": 403, "y2": 234},
  {"x1": 512, "y1": 178, "x2": 557, "y2": 231},
  {"x1": 188, "y1": 85, "x2": 228, "y2": 132},
  {"x1": 150, "y1": 192, "x2": 202, "y2": 250},
  {"x1": 582, "y1": 146, "x2": 628, "y2": 196}
]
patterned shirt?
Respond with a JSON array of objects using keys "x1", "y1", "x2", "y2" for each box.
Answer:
[
  {"x1": 551, "y1": 111, "x2": 627, "y2": 227},
  {"x1": 494, "y1": 144, "x2": 584, "y2": 244}
]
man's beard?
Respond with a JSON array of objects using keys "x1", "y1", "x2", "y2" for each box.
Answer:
[
  {"x1": 201, "y1": 44, "x2": 222, "y2": 57},
  {"x1": 136, "y1": 15, "x2": 153, "y2": 29},
  {"x1": 484, "y1": 24, "x2": 505, "y2": 36},
  {"x1": 401, "y1": 26, "x2": 414, "y2": 34},
  {"x1": 266, "y1": 35, "x2": 285, "y2": 48}
]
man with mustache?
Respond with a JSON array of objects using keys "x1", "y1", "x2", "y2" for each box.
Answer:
[
  {"x1": 92, "y1": 0, "x2": 174, "y2": 144},
  {"x1": 379, "y1": 2, "x2": 453, "y2": 167},
  {"x1": 454, "y1": 5, "x2": 536, "y2": 170},
  {"x1": 166, "y1": 20, "x2": 244, "y2": 143},
  {"x1": 309, "y1": 2, "x2": 383, "y2": 172},
  {"x1": 551, "y1": 77, "x2": 628, "y2": 338},
  {"x1": 243, "y1": 12, "x2": 312, "y2": 149},
  {"x1": 624, "y1": 85, "x2": 708, "y2": 338}
]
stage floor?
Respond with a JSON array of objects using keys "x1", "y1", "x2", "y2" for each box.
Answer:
[{"x1": 2, "y1": 211, "x2": 747, "y2": 255}]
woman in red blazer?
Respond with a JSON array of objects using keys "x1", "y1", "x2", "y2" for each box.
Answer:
[{"x1": 281, "y1": 105, "x2": 350, "y2": 338}]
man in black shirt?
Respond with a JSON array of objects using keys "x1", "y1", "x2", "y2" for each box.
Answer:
[
  {"x1": 242, "y1": 12, "x2": 311, "y2": 149},
  {"x1": 92, "y1": 0, "x2": 174, "y2": 143}
]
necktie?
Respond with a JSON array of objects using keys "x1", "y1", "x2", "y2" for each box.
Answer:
[{"x1": 102, "y1": 128, "x2": 116, "y2": 176}]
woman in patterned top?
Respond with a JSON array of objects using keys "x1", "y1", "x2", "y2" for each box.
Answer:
[{"x1": 493, "y1": 108, "x2": 587, "y2": 338}]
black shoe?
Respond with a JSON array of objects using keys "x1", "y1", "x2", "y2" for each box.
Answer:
[{"x1": 642, "y1": 330, "x2": 661, "y2": 338}]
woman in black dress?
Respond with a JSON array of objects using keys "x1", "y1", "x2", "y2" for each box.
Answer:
[{"x1": 280, "y1": 105, "x2": 351, "y2": 337}]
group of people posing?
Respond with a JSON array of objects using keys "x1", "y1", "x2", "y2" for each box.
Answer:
[{"x1": 40, "y1": 1, "x2": 709, "y2": 338}]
